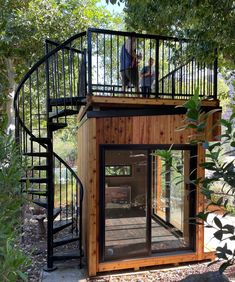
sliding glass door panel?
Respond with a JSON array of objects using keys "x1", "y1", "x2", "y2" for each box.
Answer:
[
  {"x1": 103, "y1": 149, "x2": 148, "y2": 261},
  {"x1": 151, "y1": 149, "x2": 194, "y2": 252}
]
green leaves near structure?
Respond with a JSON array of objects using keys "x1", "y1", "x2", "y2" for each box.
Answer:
[
  {"x1": 0, "y1": 133, "x2": 30, "y2": 281},
  {"x1": 181, "y1": 92, "x2": 235, "y2": 273},
  {"x1": 176, "y1": 88, "x2": 221, "y2": 143},
  {"x1": 155, "y1": 90, "x2": 235, "y2": 273}
]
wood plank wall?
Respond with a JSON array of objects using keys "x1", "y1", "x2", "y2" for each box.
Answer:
[
  {"x1": 77, "y1": 118, "x2": 97, "y2": 276},
  {"x1": 77, "y1": 111, "x2": 220, "y2": 276},
  {"x1": 96, "y1": 113, "x2": 220, "y2": 144}
]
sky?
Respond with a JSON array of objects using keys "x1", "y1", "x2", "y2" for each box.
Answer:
[{"x1": 97, "y1": 0, "x2": 125, "y2": 14}]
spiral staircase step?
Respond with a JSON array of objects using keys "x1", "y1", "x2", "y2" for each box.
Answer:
[
  {"x1": 53, "y1": 234, "x2": 80, "y2": 248},
  {"x1": 49, "y1": 109, "x2": 79, "y2": 119}
]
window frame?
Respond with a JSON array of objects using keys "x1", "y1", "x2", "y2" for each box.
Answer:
[{"x1": 99, "y1": 144, "x2": 197, "y2": 262}]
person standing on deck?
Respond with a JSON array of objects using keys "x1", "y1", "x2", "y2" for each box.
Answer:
[
  {"x1": 140, "y1": 57, "x2": 155, "y2": 98},
  {"x1": 120, "y1": 36, "x2": 141, "y2": 94}
]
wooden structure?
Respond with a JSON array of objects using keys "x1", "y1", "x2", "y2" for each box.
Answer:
[
  {"x1": 77, "y1": 96, "x2": 220, "y2": 276},
  {"x1": 14, "y1": 28, "x2": 220, "y2": 273}
]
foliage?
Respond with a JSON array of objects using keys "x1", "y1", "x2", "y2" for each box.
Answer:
[
  {"x1": 225, "y1": 204, "x2": 235, "y2": 216},
  {"x1": 0, "y1": 132, "x2": 30, "y2": 281},
  {"x1": 153, "y1": 90, "x2": 235, "y2": 272},
  {"x1": 154, "y1": 148, "x2": 185, "y2": 199},
  {"x1": 1, "y1": 0, "x2": 119, "y2": 66},
  {"x1": 107, "y1": 0, "x2": 235, "y2": 69},
  {"x1": 218, "y1": 76, "x2": 230, "y2": 111},
  {"x1": 53, "y1": 127, "x2": 78, "y2": 166},
  {"x1": 178, "y1": 93, "x2": 235, "y2": 273},
  {"x1": 0, "y1": 0, "x2": 122, "y2": 129},
  {"x1": 105, "y1": 165, "x2": 131, "y2": 176}
]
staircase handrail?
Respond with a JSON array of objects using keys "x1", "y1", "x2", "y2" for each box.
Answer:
[
  {"x1": 14, "y1": 31, "x2": 86, "y2": 201},
  {"x1": 158, "y1": 59, "x2": 193, "y2": 83},
  {"x1": 45, "y1": 39, "x2": 83, "y2": 54},
  {"x1": 14, "y1": 31, "x2": 87, "y2": 109},
  {"x1": 18, "y1": 117, "x2": 84, "y2": 201}
]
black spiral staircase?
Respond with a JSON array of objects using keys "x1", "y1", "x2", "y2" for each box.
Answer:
[{"x1": 14, "y1": 32, "x2": 87, "y2": 271}]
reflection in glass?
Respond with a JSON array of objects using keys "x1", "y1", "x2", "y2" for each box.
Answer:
[
  {"x1": 105, "y1": 165, "x2": 131, "y2": 176},
  {"x1": 151, "y1": 149, "x2": 191, "y2": 252},
  {"x1": 104, "y1": 150, "x2": 148, "y2": 260},
  {"x1": 102, "y1": 147, "x2": 195, "y2": 262}
]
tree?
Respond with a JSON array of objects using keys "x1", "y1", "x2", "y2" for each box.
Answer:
[
  {"x1": 107, "y1": 0, "x2": 235, "y2": 69},
  {"x1": 0, "y1": 0, "x2": 121, "y2": 131}
]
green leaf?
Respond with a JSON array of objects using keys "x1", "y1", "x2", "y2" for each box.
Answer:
[
  {"x1": 219, "y1": 261, "x2": 231, "y2": 273},
  {"x1": 214, "y1": 230, "x2": 223, "y2": 240},
  {"x1": 183, "y1": 99, "x2": 197, "y2": 110},
  {"x1": 208, "y1": 142, "x2": 221, "y2": 151},
  {"x1": 230, "y1": 141, "x2": 235, "y2": 147},
  {"x1": 185, "y1": 123, "x2": 198, "y2": 129},
  {"x1": 199, "y1": 162, "x2": 216, "y2": 170},
  {"x1": 223, "y1": 224, "x2": 235, "y2": 234},
  {"x1": 197, "y1": 211, "x2": 210, "y2": 221},
  {"x1": 187, "y1": 109, "x2": 199, "y2": 121},
  {"x1": 224, "y1": 199, "x2": 229, "y2": 209},
  {"x1": 214, "y1": 217, "x2": 222, "y2": 229},
  {"x1": 216, "y1": 197, "x2": 224, "y2": 206},
  {"x1": 16, "y1": 270, "x2": 28, "y2": 281},
  {"x1": 229, "y1": 113, "x2": 235, "y2": 122}
]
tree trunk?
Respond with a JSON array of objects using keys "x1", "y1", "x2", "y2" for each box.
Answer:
[{"x1": 4, "y1": 57, "x2": 16, "y2": 134}]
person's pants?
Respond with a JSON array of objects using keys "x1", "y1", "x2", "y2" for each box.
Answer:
[{"x1": 141, "y1": 86, "x2": 151, "y2": 98}]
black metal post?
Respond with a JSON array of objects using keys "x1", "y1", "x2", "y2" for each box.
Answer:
[
  {"x1": 155, "y1": 39, "x2": 159, "y2": 97},
  {"x1": 172, "y1": 73, "x2": 175, "y2": 99},
  {"x1": 87, "y1": 29, "x2": 92, "y2": 95},
  {"x1": 165, "y1": 162, "x2": 171, "y2": 223},
  {"x1": 79, "y1": 184, "x2": 83, "y2": 268},
  {"x1": 45, "y1": 139, "x2": 56, "y2": 271},
  {"x1": 84, "y1": 49, "x2": 87, "y2": 97},
  {"x1": 146, "y1": 149, "x2": 152, "y2": 256},
  {"x1": 15, "y1": 104, "x2": 20, "y2": 144},
  {"x1": 44, "y1": 42, "x2": 57, "y2": 271}
]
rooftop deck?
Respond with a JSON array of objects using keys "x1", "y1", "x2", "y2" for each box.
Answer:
[
  {"x1": 15, "y1": 28, "x2": 219, "y2": 137},
  {"x1": 46, "y1": 28, "x2": 218, "y2": 103}
]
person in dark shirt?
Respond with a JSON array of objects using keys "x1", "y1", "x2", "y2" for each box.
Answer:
[
  {"x1": 140, "y1": 58, "x2": 155, "y2": 98},
  {"x1": 120, "y1": 36, "x2": 141, "y2": 93}
]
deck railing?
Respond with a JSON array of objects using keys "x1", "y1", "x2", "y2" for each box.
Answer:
[
  {"x1": 86, "y1": 28, "x2": 217, "y2": 99},
  {"x1": 42, "y1": 28, "x2": 217, "y2": 100}
]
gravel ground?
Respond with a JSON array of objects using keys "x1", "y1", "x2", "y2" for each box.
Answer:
[
  {"x1": 88, "y1": 263, "x2": 235, "y2": 282},
  {"x1": 20, "y1": 208, "x2": 235, "y2": 282}
]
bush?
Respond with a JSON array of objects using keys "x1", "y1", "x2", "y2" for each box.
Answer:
[
  {"x1": 180, "y1": 90, "x2": 235, "y2": 273},
  {"x1": 0, "y1": 132, "x2": 30, "y2": 281}
]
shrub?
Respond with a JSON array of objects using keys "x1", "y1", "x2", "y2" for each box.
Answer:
[
  {"x1": 0, "y1": 132, "x2": 30, "y2": 281},
  {"x1": 179, "y1": 90, "x2": 235, "y2": 273}
]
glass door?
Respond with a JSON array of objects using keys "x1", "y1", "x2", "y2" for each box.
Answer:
[
  {"x1": 151, "y1": 148, "x2": 195, "y2": 252},
  {"x1": 102, "y1": 148, "x2": 149, "y2": 261},
  {"x1": 101, "y1": 145, "x2": 196, "y2": 262}
]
